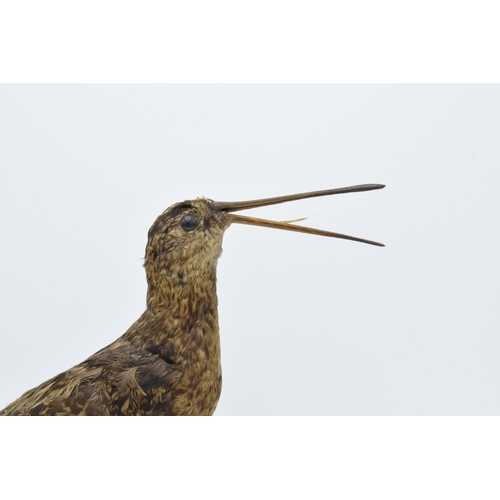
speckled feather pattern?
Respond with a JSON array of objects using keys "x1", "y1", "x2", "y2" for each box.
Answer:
[{"x1": 0, "y1": 198, "x2": 229, "y2": 416}]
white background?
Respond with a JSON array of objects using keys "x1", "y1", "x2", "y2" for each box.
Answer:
[
  {"x1": 1, "y1": 84, "x2": 499, "y2": 415},
  {"x1": 1, "y1": 2, "x2": 500, "y2": 498}
]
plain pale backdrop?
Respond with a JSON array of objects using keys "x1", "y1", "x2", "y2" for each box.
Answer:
[{"x1": 0, "y1": 84, "x2": 499, "y2": 415}]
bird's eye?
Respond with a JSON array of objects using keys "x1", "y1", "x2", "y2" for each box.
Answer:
[{"x1": 180, "y1": 214, "x2": 198, "y2": 232}]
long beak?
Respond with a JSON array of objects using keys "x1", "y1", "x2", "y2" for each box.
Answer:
[{"x1": 214, "y1": 184, "x2": 385, "y2": 247}]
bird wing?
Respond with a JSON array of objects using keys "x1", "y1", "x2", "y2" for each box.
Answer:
[{"x1": 0, "y1": 346, "x2": 178, "y2": 416}]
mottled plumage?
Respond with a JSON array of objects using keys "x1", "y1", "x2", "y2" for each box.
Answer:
[{"x1": 0, "y1": 184, "x2": 384, "y2": 416}]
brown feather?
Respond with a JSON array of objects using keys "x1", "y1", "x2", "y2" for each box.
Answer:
[
  {"x1": 1, "y1": 198, "x2": 226, "y2": 416},
  {"x1": 0, "y1": 186, "x2": 384, "y2": 416}
]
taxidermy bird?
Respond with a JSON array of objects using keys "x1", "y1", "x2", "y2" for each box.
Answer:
[{"x1": 0, "y1": 184, "x2": 384, "y2": 416}]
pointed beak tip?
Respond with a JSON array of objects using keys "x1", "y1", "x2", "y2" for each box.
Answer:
[{"x1": 216, "y1": 184, "x2": 385, "y2": 246}]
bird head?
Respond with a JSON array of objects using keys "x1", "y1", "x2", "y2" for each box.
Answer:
[
  {"x1": 144, "y1": 184, "x2": 385, "y2": 309},
  {"x1": 145, "y1": 198, "x2": 231, "y2": 280}
]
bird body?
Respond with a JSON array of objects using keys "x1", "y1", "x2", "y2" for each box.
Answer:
[
  {"x1": 0, "y1": 186, "x2": 384, "y2": 416},
  {"x1": 0, "y1": 308, "x2": 221, "y2": 416}
]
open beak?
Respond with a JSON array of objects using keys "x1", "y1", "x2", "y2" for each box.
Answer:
[{"x1": 214, "y1": 183, "x2": 385, "y2": 247}]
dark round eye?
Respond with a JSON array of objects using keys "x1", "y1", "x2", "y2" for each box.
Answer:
[{"x1": 180, "y1": 214, "x2": 198, "y2": 232}]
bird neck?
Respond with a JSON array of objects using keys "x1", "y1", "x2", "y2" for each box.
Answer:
[{"x1": 145, "y1": 260, "x2": 219, "y2": 331}]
